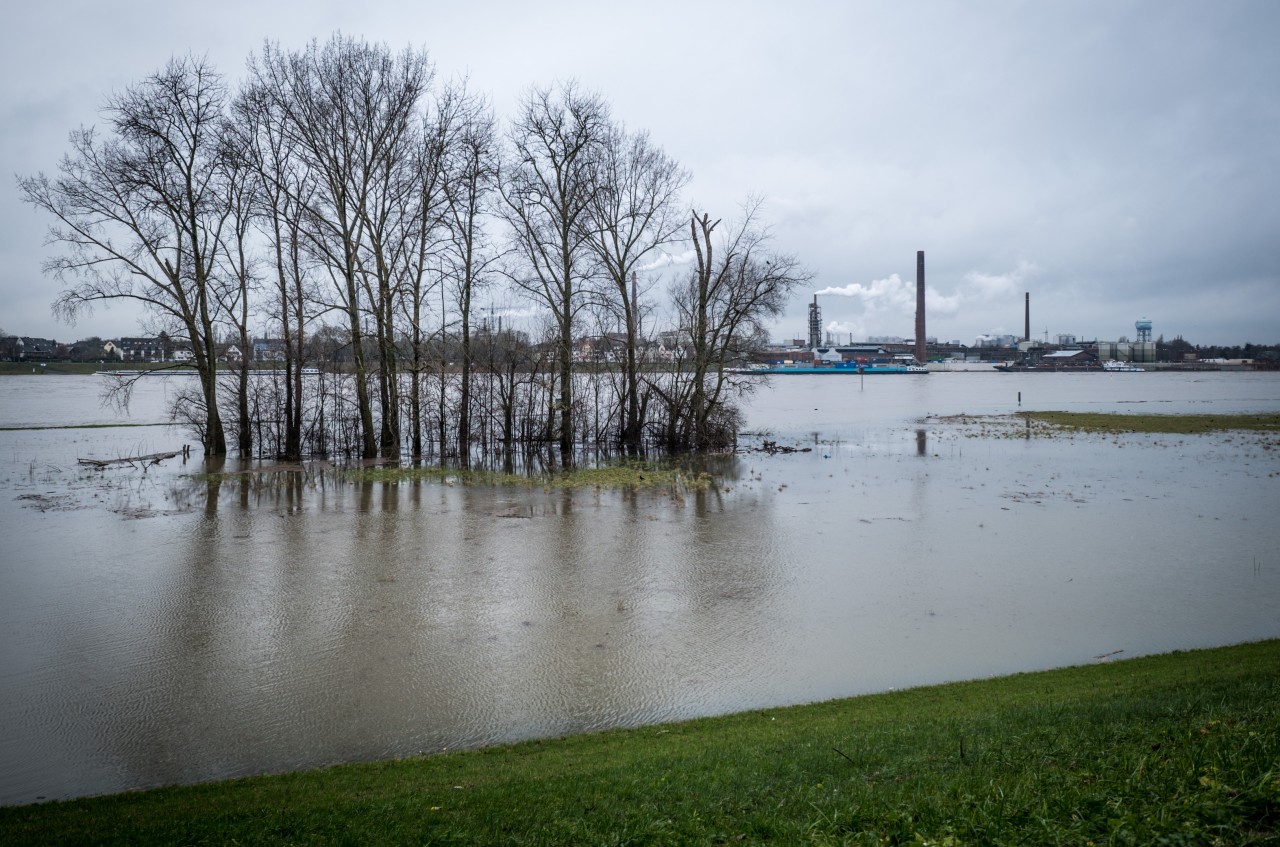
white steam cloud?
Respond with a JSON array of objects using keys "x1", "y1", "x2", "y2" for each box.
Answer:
[
  {"x1": 812, "y1": 261, "x2": 1039, "y2": 333},
  {"x1": 816, "y1": 273, "x2": 913, "y2": 308},
  {"x1": 638, "y1": 249, "x2": 696, "y2": 273},
  {"x1": 825, "y1": 319, "x2": 867, "y2": 339}
]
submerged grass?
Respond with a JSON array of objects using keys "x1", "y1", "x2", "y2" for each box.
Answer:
[
  {"x1": 199, "y1": 459, "x2": 716, "y2": 491},
  {"x1": 347, "y1": 461, "x2": 716, "y2": 491},
  {"x1": 1020, "y1": 411, "x2": 1280, "y2": 434},
  {"x1": 3, "y1": 640, "x2": 1277, "y2": 845}
]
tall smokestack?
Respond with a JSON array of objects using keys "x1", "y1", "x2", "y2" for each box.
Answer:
[
  {"x1": 915, "y1": 251, "x2": 926, "y2": 364},
  {"x1": 807, "y1": 294, "x2": 822, "y2": 349},
  {"x1": 1024, "y1": 292, "x2": 1030, "y2": 342}
]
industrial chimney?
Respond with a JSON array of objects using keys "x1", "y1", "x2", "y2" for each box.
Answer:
[
  {"x1": 807, "y1": 294, "x2": 822, "y2": 349},
  {"x1": 914, "y1": 251, "x2": 926, "y2": 365},
  {"x1": 1024, "y1": 292, "x2": 1030, "y2": 343}
]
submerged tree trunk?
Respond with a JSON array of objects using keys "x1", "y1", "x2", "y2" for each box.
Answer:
[{"x1": 245, "y1": 36, "x2": 430, "y2": 461}]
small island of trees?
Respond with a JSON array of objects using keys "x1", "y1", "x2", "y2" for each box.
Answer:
[{"x1": 19, "y1": 35, "x2": 809, "y2": 465}]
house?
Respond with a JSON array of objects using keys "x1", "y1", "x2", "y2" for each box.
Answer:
[
  {"x1": 252, "y1": 338, "x2": 287, "y2": 361},
  {"x1": 654, "y1": 330, "x2": 692, "y2": 363},
  {"x1": 68, "y1": 338, "x2": 109, "y2": 361},
  {"x1": 573, "y1": 332, "x2": 632, "y2": 364},
  {"x1": 117, "y1": 337, "x2": 163, "y2": 362},
  {"x1": 14, "y1": 337, "x2": 58, "y2": 361}
]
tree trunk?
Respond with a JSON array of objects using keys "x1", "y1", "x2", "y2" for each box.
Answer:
[
  {"x1": 344, "y1": 271, "x2": 378, "y2": 460},
  {"x1": 559, "y1": 316, "x2": 574, "y2": 460},
  {"x1": 459, "y1": 292, "x2": 472, "y2": 467}
]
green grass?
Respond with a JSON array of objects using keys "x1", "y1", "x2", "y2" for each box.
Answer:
[
  {"x1": 3, "y1": 640, "x2": 1277, "y2": 845},
  {"x1": 0, "y1": 362, "x2": 293, "y2": 376},
  {"x1": 1021, "y1": 411, "x2": 1280, "y2": 434},
  {"x1": 0, "y1": 362, "x2": 181, "y2": 376}
]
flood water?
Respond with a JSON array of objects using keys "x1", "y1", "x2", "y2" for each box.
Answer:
[{"x1": 2, "y1": 370, "x2": 1278, "y2": 805}]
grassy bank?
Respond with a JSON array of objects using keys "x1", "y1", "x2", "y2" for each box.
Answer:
[
  {"x1": 0, "y1": 362, "x2": 175, "y2": 376},
  {"x1": 3, "y1": 641, "x2": 1276, "y2": 845},
  {"x1": 0, "y1": 362, "x2": 290, "y2": 376}
]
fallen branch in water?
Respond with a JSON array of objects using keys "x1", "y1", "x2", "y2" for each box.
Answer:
[{"x1": 78, "y1": 450, "x2": 183, "y2": 471}]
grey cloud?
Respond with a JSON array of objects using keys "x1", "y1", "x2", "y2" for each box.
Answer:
[{"x1": 2, "y1": 0, "x2": 1276, "y2": 344}]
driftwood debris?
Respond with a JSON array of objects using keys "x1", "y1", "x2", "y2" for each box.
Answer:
[
  {"x1": 748, "y1": 440, "x2": 812, "y2": 455},
  {"x1": 78, "y1": 451, "x2": 181, "y2": 471}
]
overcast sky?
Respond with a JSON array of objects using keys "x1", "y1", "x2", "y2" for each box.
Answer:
[{"x1": 3, "y1": 0, "x2": 1277, "y2": 347}]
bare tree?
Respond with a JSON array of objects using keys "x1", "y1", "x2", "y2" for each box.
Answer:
[
  {"x1": 586, "y1": 125, "x2": 688, "y2": 451},
  {"x1": 357, "y1": 85, "x2": 434, "y2": 459},
  {"x1": 248, "y1": 36, "x2": 432, "y2": 459},
  {"x1": 19, "y1": 56, "x2": 232, "y2": 455},
  {"x1": 393, "y1": 83, "x2": 465, "y2": 459},
  {"x1": 229, "y1": 77, "x2": 317, "y2": 461},
  {"x1": 667, "y1": 202, "x2": 810, "y2": 450},
  {"x1": 215, "y1": 142, "x2": 260, "y2": 456},
  {"x1": 441, "y1": 85, "x2": 501, "y2": 465},
  {"x1": 501, "y1": 82, "x2": 610, "y2": 460}
]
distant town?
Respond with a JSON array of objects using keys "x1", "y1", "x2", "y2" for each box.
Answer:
[
  {"x1": 768, "y1": 330, "x2": 1279, "y2": 370},
  {"x1": 2, "y1": 326, "x2": 1277, "y2": 370}
]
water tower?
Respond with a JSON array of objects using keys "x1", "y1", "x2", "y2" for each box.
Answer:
[{"x1": 1135, "y1": 318, "x2": 1153, "y2": 343}]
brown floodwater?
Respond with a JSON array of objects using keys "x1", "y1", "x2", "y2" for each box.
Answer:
[{"x1": 1, "y1": 371, "x2": 1277, "y2": 804}]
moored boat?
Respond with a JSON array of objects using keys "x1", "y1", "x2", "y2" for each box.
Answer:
[
  {"x1": 993, "y1": 360, "x2": 1146, "y2": 373},
  {"x1": 731, "y1": 361, "x2": 928, "y2": 375},
  {"x1": 993, "y1": 362, "x2": 1104, "y2": 372}
]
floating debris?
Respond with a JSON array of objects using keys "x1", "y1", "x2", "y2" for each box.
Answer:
[{"x1": 78, "y1": 451, "x2": 182, "y2": 471}]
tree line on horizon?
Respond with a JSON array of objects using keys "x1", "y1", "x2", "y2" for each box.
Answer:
[{"x1": 18, "y1": 35, "x2": 809, "y2": 463}]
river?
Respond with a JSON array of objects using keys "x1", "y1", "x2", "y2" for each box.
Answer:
[{"x1": 1, "y1": 370, "x2": 1277, "y2": 805}]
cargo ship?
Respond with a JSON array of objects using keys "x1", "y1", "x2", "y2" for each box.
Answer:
[
  {"x1": 731, "y1": 360, "x2": 928, "y2": 375},
  {"x1": 993, "y1": 360, "x2": 1145, "y2": 373}
]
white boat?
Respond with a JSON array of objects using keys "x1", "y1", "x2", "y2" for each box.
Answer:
[{"x1": 1102, "y1": 360, "x2": 1144, "y2": 372}]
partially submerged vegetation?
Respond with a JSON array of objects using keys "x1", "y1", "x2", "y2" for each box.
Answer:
[
  {"x1": 932, "y1": 411, "x2": 1280, "y2": 442},
  {"x1": 1021, "y1": 411, "x2": 1280, "y2": 434},
  {"x1": 3, "y1": 640, "x2": 1276, "y2": 845},
  {"x1": 347, "y1": 460, "x2": 716, "y2": 491},
  {"x1": 196, "y1": 457, "x2": 718, "y2": 492}
]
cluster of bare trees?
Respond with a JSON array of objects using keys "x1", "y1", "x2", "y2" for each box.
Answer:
[{"x1": 20, "y1": 36, "x2": 808, "y2": 464}]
